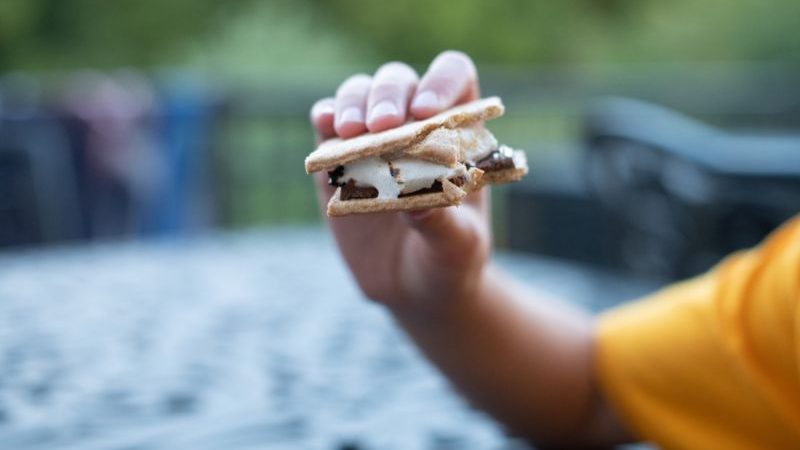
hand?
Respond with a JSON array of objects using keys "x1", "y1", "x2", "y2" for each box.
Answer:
[
  {"x1": 310, "y1": 53, "x2": 627, "y2": 446},
  {"x1": 309, "y1": 51, "x2": 490, "y2": 316}
]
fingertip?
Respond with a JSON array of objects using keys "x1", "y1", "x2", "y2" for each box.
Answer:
[
  {"x1": 311, "y1": 98, "x2": 334, "y2": 119},
  {"x1": 367, "y1": 100, "x2": 404, "y2": 132},
  {"x1": 367, "y1": 62, "x2": 417, "y2": 132},
  {"x1": 311, "y1": 98, "x2": 335, "y2": 138},
  {"x1": 409, "y1": 90, "x2": 442, "y2": 119},
  {"x1": 414, "y1": 50, "x2": 480, "y2": 116},
  {"x1": 335, "y1": 106, "x2": 367, "y2": 138},
  {"x1": 335, "y1": 122, "x2": 367, "y2": 138},
  {"x1": 334, "y1": 73, "x2": 372, "y2": 138},
  {"x1": 367, "y1": 114, "x2": 404, "y2": 133}
]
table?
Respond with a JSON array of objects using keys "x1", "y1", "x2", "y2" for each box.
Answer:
[{"x1": 0, "y1": 227, "x2": 661, "y2": 450}]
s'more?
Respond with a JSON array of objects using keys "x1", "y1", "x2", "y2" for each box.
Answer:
[{"x1": 304, "y1": 97, "x2": 528, "y2": 217}]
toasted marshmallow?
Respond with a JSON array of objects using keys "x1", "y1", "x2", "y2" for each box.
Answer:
[
  {"x1": 340, "y1": 156, "x2": 468, "y2": 199},
  {"x1": 392, "y1": 158, "x2": 467, "y2": 193},
  {"x1": 341, "y1": 157, "x2": 401, "y2": 199},
  {"x1": 404, "y1": 124, "x2": 499, "y2": 166}
]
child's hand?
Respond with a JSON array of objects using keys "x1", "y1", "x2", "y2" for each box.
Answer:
[
  {"x1": 309, "y1": 51, "x2": 490, "y2": 317},
  {"x1": 310, "y1": 52, "x2": 626, "y2": 446}
]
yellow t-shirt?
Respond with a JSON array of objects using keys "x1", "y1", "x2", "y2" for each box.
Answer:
[{"x1": 597, "y1": 216, "x2": 800, "y2": 450}]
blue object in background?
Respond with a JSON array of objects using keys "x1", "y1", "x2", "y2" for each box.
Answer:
[{"x1": 142, "y1": 73, "x2": 218, "y2": 236}]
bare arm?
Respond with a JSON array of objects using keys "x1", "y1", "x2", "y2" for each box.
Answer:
[
  {"x1": 309, "y1": 50, "x2": 632, "y2": 447},
  {"x1": 392, "y1": 266, "x2": 631, "y2": 447}
]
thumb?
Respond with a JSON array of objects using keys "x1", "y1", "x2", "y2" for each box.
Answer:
[{"x1": 402, "y1": 207, "x2": 485, "y2": 259}]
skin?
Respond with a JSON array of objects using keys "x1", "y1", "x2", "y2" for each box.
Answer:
[{"x1": 310, "y1": 50, "x2": 633, "y2": 448}]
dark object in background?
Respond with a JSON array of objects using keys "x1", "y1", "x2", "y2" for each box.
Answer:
[
  {"x1": 0, "y1": 119, "x2": 82, "y2": 246},
  {"x1": 506, "y1": 147, "x2": 628, "y2": 271},
  {"x1": 0, "y1": 78, "x2": 83, "y2": 247},
  {"x1": 509, "y1": 98, "x2": 800, "y2": 280},
  {"x1": 0, "y1": 72, "x2": 218, "y2": 249}
]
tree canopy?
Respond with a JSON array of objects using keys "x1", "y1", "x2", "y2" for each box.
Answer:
[{"x1": 1, "y1": 0, "x2": 798, "y2": 72}]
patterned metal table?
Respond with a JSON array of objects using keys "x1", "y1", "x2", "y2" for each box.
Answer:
[{"x1": 0, "y1": 227, "x2": 660, "y2": 450}]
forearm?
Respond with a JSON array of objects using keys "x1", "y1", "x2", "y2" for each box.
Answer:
[{"x1": 390, "y1": 265, "x2": 607, "y2": 446}]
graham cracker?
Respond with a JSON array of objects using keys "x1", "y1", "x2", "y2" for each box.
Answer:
[
  {"x1": 306, "y1": 97, "x2": 504, "y2": 173},
  {"x1": 327, "y1": 169, "x2": 483, "y2": 217},
  {"x1": 480, "y1": 150, "x2": 529, "y2": 185},
  {"x1": 400, "y1": 127, "x2": 460, "y2": 167}
]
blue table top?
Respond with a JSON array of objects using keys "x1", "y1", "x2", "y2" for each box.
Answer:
[{"x1": 0, "y1": 227, "x2": 661, "y2": 450}]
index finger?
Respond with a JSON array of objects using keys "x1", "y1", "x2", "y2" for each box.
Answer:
[{"x1": 410, "y1": 50, "x2": 479, "y2": 119}]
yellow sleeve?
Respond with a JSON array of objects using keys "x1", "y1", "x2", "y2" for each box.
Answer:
[{"x1": 596, "y1": 217, "x2": 800, "y2": 450}]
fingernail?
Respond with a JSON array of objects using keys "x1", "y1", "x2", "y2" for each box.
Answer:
[
  {"x1": 411, "y1": 90, "x2": 439, "y2": 111},
  {"x1": 337, "y1": 106, "x2": 363, "y2": 127},
  {"x1": 368, "y1": 100, "x2": 399, "y2": 123}
]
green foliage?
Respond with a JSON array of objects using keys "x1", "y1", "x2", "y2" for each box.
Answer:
[
  {"x1": 576, "y1": 0, "x2": 800, "y2": 63},
  {"x1": 177, "y1": 1, "x2": 375, "y2": 84},
  {"x1": 0, "y1": 0, "x2": 234, "y2": 70},
  {"x1": 2, "y1": 0, "x2": 799, "y2": 230},
  {"x1": 308, "y1": 0, "x2": 800, "y2": 65},
  {"x1": 216, "y1": 116, "x2": 318, "y2": 225},
  {"x1": 308, "y1": 0, "x2": 593, "y2": 64},
  {"x1": 2, "y1": 0, "x2": 798, "y2": 72}
]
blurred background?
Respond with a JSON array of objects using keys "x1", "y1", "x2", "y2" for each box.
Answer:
[
  {"x1": 1, "y1": 1, "x2": 799, "y2": 449},
  {"x1": 2, "y1": 0, "x2": 800, "y2": 275}
]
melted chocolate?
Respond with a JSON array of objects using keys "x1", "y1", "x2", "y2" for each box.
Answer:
[
  {"x1": 328, "y1": 166, "x2": 345, "y2": 186},
  {"x1": 476, "y1": 149, "x2": 515, "y2": 172},
  {"x1": 339, "y1": 176, "x2": 467, "y2": 201},
  {"x1": 340, "y1": 180, "x2": 379, "y2": 200},
  {"x1": 398, "y1": 176, "x2": 466, "y2": 197}
]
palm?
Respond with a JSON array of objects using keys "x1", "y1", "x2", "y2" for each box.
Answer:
[
  {"x1": 325, "y1": 208, "x2": 410, "y2": 304},
  {"x1": 316, "y1": 174, "x2": 490, "y2": 309}
]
